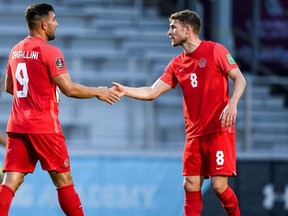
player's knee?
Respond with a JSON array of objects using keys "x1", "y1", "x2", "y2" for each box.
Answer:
[
  {"x1": 211, "y1": 180, "x2": 227, "y2": 194},
  {"x1": 211, "y1": 176, "x2": 229, "y2": 194},
  {"x1": 183, "y1": 177, "x2": 201, "y2": 192},
  {"x1": 2, "y1": 172, "x2": 25, "y2": 192},
  {"x1": 49, "y1": 171, "x2": 73, "y2": 187}
]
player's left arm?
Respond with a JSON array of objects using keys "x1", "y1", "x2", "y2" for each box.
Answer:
[
  {"x1": 0, "y1": 132, "x2": 6, "y2": 146},
  {"x1": 5, "y1": 73, "x2": 13, "y2": 95},
  {"x1": 112, "y1": 78, "x2": 172, "y2": 101},
  {"x1": 220, "y1": 68, "x2": 246, "y2": 128}
]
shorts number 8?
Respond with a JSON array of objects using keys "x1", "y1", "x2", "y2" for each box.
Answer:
[{"x1": 216, "y1": 150, "x2": 224, "y2": 166}]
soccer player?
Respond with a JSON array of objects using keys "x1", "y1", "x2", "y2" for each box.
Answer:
[
  {"x1": 0, "y1": 132, "x2": 5, "y2": 184},
  {"x1": 0, "y1": 75, "x2": 6, "y2": 149},
  {"x1": 113, "y1": 10, "x2": 246, "y2": 216},
  {"x1": 0, "y1": 70, "x2": 7, "y2": 184},
  {"x1": 0, "y1": 3, "x2": 119, "y2": 216}
]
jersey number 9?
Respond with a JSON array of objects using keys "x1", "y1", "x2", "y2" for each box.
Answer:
[{"x1": 15, "y1": 62, "x2": 29, "y2": 98}]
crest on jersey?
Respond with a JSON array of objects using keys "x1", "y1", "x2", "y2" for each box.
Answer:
[
  {"x1": 198, "y1": 58, "x2": 207, "y2": 68},
  {"x1": 55, "y1": 57, "x2": 64, "y2": 69}
]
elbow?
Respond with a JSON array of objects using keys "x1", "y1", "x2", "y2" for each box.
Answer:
[
  {"x1": 147, "y1": 95, "x2": 157, "y2": 101},
  {"x1": 234, "y1": 72, "x2": 247, "y2": 90},
  {"x1": 64, "y1": 92, "x2": 73, "y2": 98},
  {"x1": 135, "y1": 94, "x2": 157, "y2": 101},
  {"x1": 242, "y1": 76, "x2": 247, "y2": 89},
  {"x1": 5, "y1": 87, "x2": 13, "y2": 95},
  {"x1": 62, "y1": 90, "x2": 74, "y2": 98},
  {"x1": 60, "y1": 86, "x2": 75, "y2": 98},
  {"x1": 146, "y1": 97, "x2": 155, "y2": 101},
  {"x1": 146, "y1": 91, "x2": 159, "y2": 101}
]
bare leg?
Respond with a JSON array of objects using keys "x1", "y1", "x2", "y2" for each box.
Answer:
[{"x1": 2, "y1": 171, "x2": 25, "y2": 192}]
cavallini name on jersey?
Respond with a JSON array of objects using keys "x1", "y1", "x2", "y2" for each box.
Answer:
[{"x1": 11, "y1": 51, "x2": 39, "y2": 60}]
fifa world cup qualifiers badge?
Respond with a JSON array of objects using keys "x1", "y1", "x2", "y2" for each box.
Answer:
[{"x1": 55, "y1": 57, "x2": 64, "y2": 69}]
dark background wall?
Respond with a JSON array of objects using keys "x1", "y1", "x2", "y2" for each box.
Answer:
[{"x1": 203, "y1": 158, "x2": 288, "y2": 216}]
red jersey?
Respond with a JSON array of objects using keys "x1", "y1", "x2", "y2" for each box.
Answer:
[
  {"x1": 6, "y1": 36, "x2": 67, "y2": 134},
  {"x1": 160, "y1": 41, "x2": 238, "y2": 139}
]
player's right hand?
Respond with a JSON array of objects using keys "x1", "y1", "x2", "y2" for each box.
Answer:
[
  {"x1": 97, "y1": 86, "x2": 120, "y2": 105},
  {"x1": 111, "y1": 82, "x2": 125, "y2": 98}
]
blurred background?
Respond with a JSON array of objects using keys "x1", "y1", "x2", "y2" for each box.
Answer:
[{"x1": 0, "y1": 0, "x2": 288, "y2": 215}]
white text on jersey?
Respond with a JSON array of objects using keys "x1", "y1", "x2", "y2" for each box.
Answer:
[{"x1": 12, "y1": 51, "x2": 39, "y2": 60}]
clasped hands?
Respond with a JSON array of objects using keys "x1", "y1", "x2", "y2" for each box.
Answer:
[{"x1": 97, "y1": 82, "x2": 125, "y2": 105}]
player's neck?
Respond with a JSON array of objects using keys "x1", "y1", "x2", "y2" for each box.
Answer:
[
  {"x1": 183, "y1": 39, "x2": 201, "y2": 54},
  {"x1": 28, "y1": 30, "x2": 47, "y2": 41}
]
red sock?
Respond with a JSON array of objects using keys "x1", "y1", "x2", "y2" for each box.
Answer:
[
  {"x1": 0, "y1": 185, "x2": 14, "y2": 216},
  {"x1": 216, "y1": 186, "x2": 241, "y2": 216},
  {"x1": 57, "y1": 184, "x2": 84, "y2": 216},
  {"x1": 184, "y1": 191, "x2": 203, "y2": 216}
]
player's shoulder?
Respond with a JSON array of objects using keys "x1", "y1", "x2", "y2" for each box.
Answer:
[
  {"x1": 23, "y1": 37, "x2": 62, "y2": 53},
  {"x1": 206, "y1": 41, "x2": 227, "y2": 50},
  {"x1": 41, "y1": 41, "x2": 61, "y2": 52},
  {"x1": 39, "y1": 42, "x2": 64, "y2": 59},
  {"x1": 201, "y1": 40, "x2": 218, "y2": 49},
  {"x1": 202, "y1": 41, "x2": 230, "y2": 55},
  {"x1": 168, "y1": 52, "x2": 184, "y2": 68}
]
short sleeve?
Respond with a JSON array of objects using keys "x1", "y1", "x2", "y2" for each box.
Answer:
[
  {"x1": 214, "y1": 43, "x2": 238, "y2": 74},
  {"x1": 160, "y1": 59, "x2": 178, "y2": 88},
  {"x1": 43, "y1": 46, "x2": 68, "y2": 78}
]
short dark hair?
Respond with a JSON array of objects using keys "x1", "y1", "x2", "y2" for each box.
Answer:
[
  {"x1": 25, "y1": 3, "x2": 54, "y2": 29},
  {"x1": 170, "y1": 10, "x2": 201, "y2": 35}
]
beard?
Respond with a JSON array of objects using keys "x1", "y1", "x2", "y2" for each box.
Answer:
[
  {"x1": 171, "y1": 36, "x2": 187, "y2": 47},
  {"x1": 48, "y1": 34, "x2": 55, "y2": 41},
  {"x1": 47, "y1": 29, "x2": 56, "y2": 41}
]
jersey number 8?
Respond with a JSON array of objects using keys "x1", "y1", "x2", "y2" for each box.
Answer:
[{"x1": 190, "y1": 73, "x2": 198, "y2": 88}]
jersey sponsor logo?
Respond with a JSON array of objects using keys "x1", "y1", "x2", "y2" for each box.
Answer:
[
  {"x1": 55, "y1": 57, "x2": 64, "y2": 69},
  {"x1": 216, "y1": 167, "x2": 224, "y2": 170},
  {"x1": 226, "y1": 54, "x2": 236, "y2": 64},
  {"x1": 198, "y1": 58, "x2": 207, "y2": 68},
  {"x1": 179, "y1": 68, "x2": 184, "y2": 72}
]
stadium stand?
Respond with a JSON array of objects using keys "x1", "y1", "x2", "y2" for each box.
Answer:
[{"x1": 0, "y1": 0, "x2": 287, "y2": 154}]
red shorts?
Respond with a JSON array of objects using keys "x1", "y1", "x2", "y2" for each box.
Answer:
[
  {"x1": 3, "y1": 132, "x2": 70, "y2": 173},
  {"x1": 182, "y1": 132, "x2": 237, "y2": 178}
]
